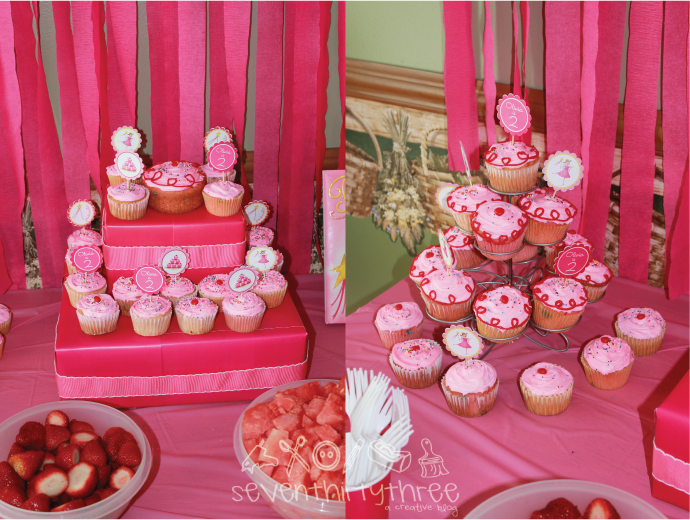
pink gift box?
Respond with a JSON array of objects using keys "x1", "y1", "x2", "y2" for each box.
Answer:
[{"x1": 55, "y1": 286, "x2": 308, "y2": 408}]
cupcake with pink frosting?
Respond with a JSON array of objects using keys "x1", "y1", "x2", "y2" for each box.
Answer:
[
  {"x1": 483, "y1": 140, "x2": 540, "y2": 193},
  {"x1": 222, "y1": 292, "x2": 266, "y2": 333},
  {"x1": 67, "y1": 228, "x2": 103, "y2": 250},
  {"x1": 0, "y1": 304, "x2": 12, "y2": 336},
  {"x1": 573, "y1": 260, "x2": 613, "y2": 302},
  {"x1": 389, "y1": 339, "x2": 443, "y2": 389},
  {"x1": 420, "y1": 270, "x2": 475, "y2": 322},
  {"x1": 112, "y1": 276, "x2": 144, "y2": 316},
  {"x1": 252, "y1": 271, "x2": 287, "y2": 308},
  {"x1": 473, "y1": 285, "x2": 531, "y2": 343},
  {"x1": 519, "y1": 362, "x2": 574, "y2": 416},
  {"x1": 531, "y1": 277, "x2": 587, "y2": 331},
  {"x1": 107, "y1": 164, "x2": 144, "y2": 187},
  {"x1": 581, "y1": 335, "x2": 634, "y2": 390},
  {"x1": 517, "y1": 189, "x2": 577, "y2": 244},
  {"x1": 201, "y1": 163, "x2": 236, "y2": 184},
  {"x1": 444, "y1": 227, "x2": 485, "y2": 269},
  {"x1": 272, "y1": 250, "x2": 285, "y2": 272},
  {"x1": 76, "y1": 294, "x2": 120, "y2": 335},
  {"x1": 374, "y1": 302, "x2": 425, "y2": 350},
  {"x1": 471, "y1": 201, "x2": 528, "y2": 260},
  {"x1": 175, "y1": 296, "x2": 218, "y2": 335},
  {"x1": 202, "y1": 181, "x2": 244, "y2": 217},
  {"x1": 160, "y1": 276, "x2": 197, "y2": 308},
  {"x1": 249, "y1": 227, "x2": 274, "y2": 248},
  {"x1": 614, "y1": 308, "x2": 665, "y2": 357},
  {"x1": 130, "y1": 295, "x2": 173, "y2": 337},
  {"x1": 442, "y1": 360, "x2": 499, "y2": 418},
  {"x1": 546, "y1": 231, "x2": 593, "y2": 270},
  {"x1": 107, "y1": 183, "x2": 150, "y2": 220},
  {"x1": 409, "y1": 246, "x2": 456, "y2": 286},
  {"x1": 198, "y1": 274, "x2": 235, "y2": 307},
  {"x1": 446, "y1": 185, "x2": 502, "y2": 233},
  {"x1": 64, "y1": 272, "x2": 107, "y2": 308}
]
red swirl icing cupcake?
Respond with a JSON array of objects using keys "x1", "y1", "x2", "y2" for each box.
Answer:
[
  {"x1": 484, "y1": 140, "x2": 540, "y2": 193},
  {"x1": 446, "y1": 185, "x2": 501, "y2": 233},
  {"x1": 531, "y1": 277, "x2": 587, "y2": 331},
  {"x1": 420, "y1": 270, "x2": 475, "y2": 321},
  {"x1": 471, "y1": 201, "x2": 528, "y2": 260},
  {"x1": 444, "y1": 227, "x2": 485, "y2": 269},
  {"x1": 144, "y1": 161, "x2": 206, "y2": 214},
  {"x1": 517, "y1": 189, "x2": 577, "y2": 245},
  {"x1": 473, "y1": 285, "x2": 532, "y2": 343},
  {"x1": 573, "y1": 260, "x2": 613, "y2": 302},
  {"x1": 409, "y1": 246, "x2": 456, "y2": 286}
]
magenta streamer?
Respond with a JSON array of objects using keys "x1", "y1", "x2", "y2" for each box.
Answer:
[
  {"x1": 483, "y1": 1, "x2": 496, "y2": 147},
  {"x1": 107, "y1": 2, "x2": 137, "y2": 127},
  {"x1": 209, "y1": 2, "x2": 233, "y2": 130},
  {"x1": 105, "y1": 7, "x2": 130, "y2": 134},
  {"x1": 338, "y1": 1, "x2": 346, "y2": 169}
]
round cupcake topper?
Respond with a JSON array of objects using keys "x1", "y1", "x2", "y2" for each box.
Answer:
[
  {"x1": 159, "y1": 247, "x2": 190, "y2": 276},
  {"x1": 437, "y1": 229, "x2": 454, "y2": 270},
  {"x1": 226, "y1": 266, "x2": 260, "y2": 293},
  {"x1": 459, "y1": 141, "x2": 473, "y2": 185},
  {"x1": 208, "y1": 141, "x2": 238, "y2": 174},
  {"x1": 543, "y1": 151, "x2": 584, "y2": 192},
  {"x1": 115, "y1": 150, "x2": 145, "y2": 180},
  {"x1": 204, "y1": 127, "x2": 232, "y2": 153},
  {"x1": 246, "y1": 246, "x2": 278, "y2": 271},
  {"x1": 554, "y1": 245, "x2": 590, "y2": 277},
  {"x1": 111, "y1": 126, "x2": 142, "y2": 153},
  {"x1": 69, "y1": 246, "x2": 103, "y2": 273},
  {"x1": 497, "y1": 93, "x2": 532, "y2": 137},
  {"x1": 67, "y1": 200, "x2": 96, "y2": 227},
  {"x1": 134, "y1": 266, "x2": 166, "y2": 294},
  {"x1": 443, "y1": 326, "x2": 483, "y2": 359},
  {"x1": 244, "y1": 201, "x2": 270, "y2": 226},
  {"x1": 435, "y1": 184, "x2": 457, "y2": 214}
]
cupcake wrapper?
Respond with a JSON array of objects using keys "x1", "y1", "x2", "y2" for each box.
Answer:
[
  {"x1": 421, "y1": 292, "x2": 473, "y2": 322},
  {"x1": 131, "y1": 310, "x2": 172, "y2": 337},
  {"x1": 65, "y1": 283, "x2": 107, "y2": 308},
  {"x1": 0, "y1": 337, "x2": 4, "y2": 360},
  {"x1": 451, "y1": 212, "x2": 473, "y2": 234},
  {"x1": 175, "y1": 309, "x2": 217, "y2": 335},
  {"x1": 108, "y1": 189, "x2": 150, "y2": 221},
  {"x1": 375, "y1": 320, "x2": 425, "y2": 350},
  {"x1": 224, "y1": 309, "x2": 265, "y2": 333},
  {"x1": 203, "y1": 191, "x2": 243, "y2": 217},
  {"x1": 524, "y1": 219, "x2": 570, "y2": 245},
  {"x1": 475, "y1": 232, "x2": 526, "y2": 261},
  {"x1": 475, "y1": 320, "x2": 528, "y2": 344},
  {"x1": 115, "y1": 298, "x2": 138, "y2": 317},
  {"x1": 545, "y1": 246, "x2": 559, "y2": 269},
  {"x1": 253, "y1": 285, "x2": 288, "y2": 309},
  {"x1": 77, "y1": 309, "x2": 120, "y2": 335},
  {"x1": 581, "y1": 354, "x2": 633, "y2": 390},
  {"x1": 389, "y1": 352, "x2": 442, "y2": 389},
  {"x1": 614, "y1": 322, "x2": 665, "y2": 357},
  {"x1": 519, "y1": 380, "x2": 573, "y2": 416},
  {"x1": 511, "y1": 244, "x2": 539, "y2": 263},
  {"x1": 452, "y1": 247, "x2": 486, "y2": 269},
  {"x1": 582, "y1": 283, "x2": 608, "y2": 303},
  {"x1": 0, "y1": 314, "x2": 12, "y2": 336},
  {"x1": 485, "y1": 161, "x2": 540, "y2": 193},
  {"x1": 107, "y1": 173, "x2": 143, "y2": 186},
  {"x1": 532, "y1": 300, "x2": 583, "y2": 331},
  {"x1": 161, "y1": 287, "x2": 198, "y2": 309},
  {"x1": 442, "y1": 377, "x2": 499, "y2": 418}
]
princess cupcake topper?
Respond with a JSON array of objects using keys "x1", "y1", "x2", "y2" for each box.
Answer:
[
  {"x1": 133, "y1": 265, "x2": 166, "y2": 295},
  {"x1": 115, "y1": 150, "x2": 145, "y2": 190},
  {"x1": 542, "y1": 152, "x2": 584, "y2": 192},
  {"x1": 68, "y1": 246, "x2": 103, "y2": 273},
  {"x1": 435, "y1": 184, "x2": 457, "y2": 214},
  {"x1": 159, "y1": 247, "x2": 190, "y2": 276},
  {"x1": 204, "y1": 127, "x2": 232, "y2": 153},
  {"x1": 554, "y1": 245, "x2": 590, "y2": 278},
  {"x1": 208, "y1": 141, "x2": 239, "y2": 182},
  {"x1": 111, "y1": 126, "x2": 142, "y2": 153},
  {"x1": 244, "y1": 201, "x2": 270, "y2": 227},
  {"x1": 437, "y1": 229, "x2": 454, "y2": 272},
  {"x1": 443, "y1": 325, "x2": 483, "y2": 364},
  {"x1": 226, "y1": 266, "x2": 260, "y2": 293},
  {"x1": 67, "y1": 200, "x2": 96, "y2": 228},
  {"x1": 496, "y1": 93, "x2": 532, "y2": 143},
  {"x1": 246, "y1": 246, "x2": 278, "y2": 272}
]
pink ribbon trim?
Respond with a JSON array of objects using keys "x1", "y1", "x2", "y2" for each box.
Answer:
[
  {"x1": 103, "y1": 242, "x2": 246, "y2": 271},
  {"x1": 653, "y1": 438, "x2": 690, "y2": 495}
]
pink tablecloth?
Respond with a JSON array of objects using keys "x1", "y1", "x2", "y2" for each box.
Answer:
[
  {"x1": 346, "y1": 275, "x2": 689, "y2": 519},
  {"x1": 0, "y1": 274, "x2": 344, "y2": 518}
]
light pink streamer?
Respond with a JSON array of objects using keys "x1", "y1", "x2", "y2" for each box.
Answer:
[
  {"x1": 482, "y1": 1, "x2": 496, "y2": 147},
  {"x1": 107, "y1": 2, "x2": 137, "y2": 127}
]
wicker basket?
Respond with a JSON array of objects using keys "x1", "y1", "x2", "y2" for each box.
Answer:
[{"x1": 345, "y1": 106, "x2": 382, "y2": 217}]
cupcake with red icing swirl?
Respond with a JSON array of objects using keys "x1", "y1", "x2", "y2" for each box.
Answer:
[
  {"x1": 64, "y1": 272, "x2": 107, "y2": 308},
  {"x1": 580, "y1": 335, "x2": 634, "y2": 390},
  {"x1": 252, "y1": 270, "x2": 287, "y2": 308},
  {"x1": 130, "y1": 295, "x2": 173, "y2": 336},
  {"x1": 484, "y1": 140, "x2": 540, "y2": 193},
  {"x1": 517, "y1": 189, "x2": 577, "y2": 244},
  {"x1": 420, "y1": 270, "x2": 475, "y2": 321},
  {"x1": 614, "y1": 308, "x2": 665, "y2": 357},
  {"x1": 442, "y1": 360, "x2": 499, "y2": 418},
  {"x1": 107, "y1": 183, "x2": 150, "y2": 220},
  {"x1": 249, "y1": 227, "x2": 274, "y2": 248},
  {"x1": 160, "y1": 276, "x2": 198, "y2": 308},
  {"x1": 198, "y1": 274, "x2": 235, "y2": 306},
  {"x1": 446, "y1": 185, "x2": 501, "y2": 233},
  {"x1": 202, "y1": 181, "x2": 244, "y2": 217},
  {"x1": 374, "y1": 302, "x2": 425, "y2": 349},
  {"x1": 531, "y1": 277, "x2": 587, "y2": 331},
  {"x1": 112, "y1": 276, "x2": 143, "y2": 316},
  {"x1": 222, "y1": 292, "x2": 266, "y2": 333},
  {"x1": 389, "y1": 339, "x2": 443, "y2": 389},
  {"x1": 444, "y1": 227, "x2": 485, "y2": 269},
  {"x1": 0, "y1": 304, "x2": 11, "y2": 336},
  {"x1": 175, "y1": 296, "x2": 218, "y2": 335},
  {"x1": 473, "y1": 285, "x2": 531, "y2": 343},
  {"x1": 143, "y1": 161, "x2": 206, "y2": 214},
  {"x1": 471, "y1": 201, "x2": 528, "y2": 260},
  {"x1": 409, "y1": 246, "x2": 456, "y2": 286},
  {"x1": 519, "y1": 362, "x2": 574, "y2": 416},
  {"x1": 76, "y1": 294, "x2": 120, "y2": 335},
  {"x1": 573, "y1": 260, "x2": 613, "y2": 302},
  {"x1": 545, "y1": 231, "x2": 593, "y2": 270}
]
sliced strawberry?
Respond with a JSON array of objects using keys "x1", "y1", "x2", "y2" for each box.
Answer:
[
  {"x1": 66, "y1": 462, "x2": 97, "y2": 499},
  {"x1": 0, "y1": 484, "x2": 27, "y2": 507},
  {"x1": 84, "y1": 492, "x2": 101, "y2": 506},
  {"x1": 70, "y1": 431, "x2": 100, "y2": 449},
  {"x1": 81, "y1": 440, "x2": 107, "y2": 467},
  {"x1": 99, "y1": 487, "x2": 118, "y2": 500},
  {"x1": 40, "y1": 452, "x2": 56, "y2": 472},
  {"x1": 7, "y1": 442, "x2": 24, "y2": 461},
  {"x1": 109, "y1": 466, "x2": 135, "y2": 490},
  {"x1": 20, "y1": 493, "x2": 50, "y2": 512},
  {"x1": 96, "y1": 465, "x2": 111, "y2": 489},
  {"x1": 103, "y1": 427, "x2": 134, "y2": 444},
  {"x1": 68, "y1": 420, "x2": 94, "y2": 434},
  {"x1": 54, "y1": 491, "x2": 72, "y2": 506},
  {"x1": 28, "y1": 465, "x2": 68, "y2": 498},
  {"x1": 0, "y1": 461, "x2": 25, "y2": 490},
  {"x1": 55, "y1": 444, "x2": 80, "y2": 472},
  {"x1": 105, "y1": 434, "x2": 129, "y2": 462},
  {"x1": 531, "y1": 498, "x2": 582, "y2": 519},
  {"x1": 54, "y1": 441, "x2": 69, "y2": 454},
  {"x1": 16, "y1": 422, "x2": 45, "y2": 450},
  {"x1": 51, "y1": 498, "x2": 85, "y2": 512},
  {"x1": 9, "y1": 450, "x2": 44, "y2": 480},
  {"x1": 45, "y1": 424, "x2": 71, "y2": 452},
  {"x1": 45, "y1": 410, "x2": 69, "y2": 428},
  {"x1": 116, "y1": 442, "x2": 142, "y2": 468},
  {"x1": 583, "y1": 498, "x2": 620, "y2": 519}
]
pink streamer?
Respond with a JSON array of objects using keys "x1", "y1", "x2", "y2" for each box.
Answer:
[
  {"x1": 105, "y1": 8, "x2": 130, "y2": 134},
  {"x1": 482, "y1": 1, "x2": 496, "y2": 147},
  {"x1": 443, "y1": 1, "x2": 479, "y2": 170},
  {"x1": 512, "y1": 2, "x2": 520, "y2": 97},
  {"x1": 519, "y1": 1, "x2": 531, "y2": 145},
  {"x1": 94, "y1": 1, "x2": 113, "y2": 190},
  {"x1": 146, "y1": 2, "x2": 169, "y2": 163},
  {"x1": 618, "y1": 2, "x2": 663, "y2": 284},
  {"x1": 107, "y1": 2, "x2": 137, "y2": 127},
  {"x1": 338, "y1": 1, "x2": 346, "y2": 169},
  {"x1": 0, "y1": 112, "x2": 23, "y2": 289},
  {"x1": 209, "y1": 2, "x2": 232, "y2": 131}
]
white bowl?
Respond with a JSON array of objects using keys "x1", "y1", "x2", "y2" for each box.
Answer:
[
  {"x1": 465, "y1": 479, "x2": 665, "y2": 519},
  {"x1": 0, "y1": 401, "x2": 152, "y2": 519}
]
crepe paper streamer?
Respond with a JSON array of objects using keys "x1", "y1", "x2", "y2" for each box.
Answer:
[
  {"x1": 662, "y1": 2, "x2": 689, "y2": 299},
  {"x1": 442, "y1": 1, "x2": 480, "y2": 170},
  {"x1": 338, "y1": 1, "x2": 346, "y2": 169},
  {"x1": 94, "y1": 1, "x2": 113, "y2": 193},
  {"x1": 209, "y1": 2, "x2": 232, "y2": 132},
  {"x1": 107, "y1": 2, "x2": 137, "y2": 128},
  {"x1": 253, "y1": 1, "x2": 284, "y2": 231},
  {"x1": 147, "y1": 2, "x2": 173, "y2": 163},
  {"x1": 618, "y1": 2, "x2": 663, "y2": 284},
  {"x1": 0, "y1": 237, "x2": 13, "y2": 295},
  {"x1": 544, "y1": 1, "x2": 581, "y2": 227},
  {"x1": 580, "y1": 2, "x2": 626, "y2": 260},
  {"x1": 518, "y1": 1, "x2": 531, "y2": 145},
  {"x1": 482, "y1": 1, "x2": 496, "y2": 147},
  {"x1": 105, "y1": 8, "x2": 130, "y2": 138},
  {"x1": 53, "y1": 2, "x2": 91, "y2": 204}
]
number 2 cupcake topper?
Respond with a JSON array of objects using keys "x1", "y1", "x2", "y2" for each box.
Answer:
[
  {"x1": 554, "y1": 245, "x2": 590, "y2": 278},
  {"x1": 69, "y1": 246, "x2": 103, "y2": 273},
  {"x1": 208, "y1": 141, "x2": 239, "y2": 182},
  {"x1": 443, "y1": 326, "x2": 483, "y2": 365},
  {"x1": 134, "y1": 266, "x2": 166, "y2": 295},
  {"x1": 497, "y1": 93, "x2": 532, "y2": 142}
]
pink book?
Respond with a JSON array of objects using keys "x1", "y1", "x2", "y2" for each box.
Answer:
[{"x1": 323, "y1": 170, "x2": 346, "y2": 324}]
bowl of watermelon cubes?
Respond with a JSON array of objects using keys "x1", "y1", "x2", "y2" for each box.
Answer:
[
  {"x1": 234, "y1": 377, "x2": 346, "y2": 519},
  {"x1": 0, "y1": 400, "x2": 152, "y2": 518}
]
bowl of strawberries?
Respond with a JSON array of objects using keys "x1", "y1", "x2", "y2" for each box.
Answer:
[
  {"x1": 234, "y1": 377, "x2": 346, "y2": 519},
  {"x1": 0, "y1": 400, "x2": 152, "y2": 518}
]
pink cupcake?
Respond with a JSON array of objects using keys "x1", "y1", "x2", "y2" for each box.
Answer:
[
  {"x1": 573, "y1": 260, "x2": 613, "y2": 302},
  {"x1": 249, "y1": 227, "x2": 274, "y2": 248},
  {"x1": 130, "y1": 295, "x2": 173, "y2": 337},
  {"x1": 174, "y1": 296, "x2": 218, "y2": 335},
  {"x1": 67, "y1": 228, "x2": 103, "y2": 250},
  {"x1": 252, "y1": 270, "x2": 287, "y2": 308},
  {"x1": 581, "y1": 335, "x2": 634, "y2": 390},
  {"x1": 471, "y1": 201, "x2": 528, "y2": 260},
  {"x1": 107, "y1": 183, "x2": 150, "y2": 220},
  {"x1": 519, "y1": 362, "x2": 574, "y2": 416},
  {"x1": 106, "y1": 163, "x2": 144, "y2": 186},
  {"x1": 374, "y1": 302, "x2": 425, "y2": 350},
  {"x1": 198, "y1": 274, "x2": 235, "y2": 306},
  {"x1": 420, "y1": 270, "x2": 475, "y2": 321},
  {"x1": 517, "y1": 189, "x2": 577, "y2": 245},
  {"x1": 484, "y1": 140, "x2": 540, "y2": 193},
  {"x1": 112, "y1": 276, "x2": 143, "y2": 316},
  {"x1": 64, "y1": 272, "x2": 107, "y2": 308},
  {"x1": 545, "y1": 231, "x2": 593, "y2": 270},
  {"x1": 160, "y1": 275, "x2": 197, "y2": 308},
  {"x1": 409, "y1": 246, "x2": 456, "y2": 286},
  {"x1": 0, "y1": 304, "x2": 12, "y2": 335},
  {"x1": 202, "y1": 181, "x2": 244, "y2": 217},
  {"x1": 473, "y1": 285, "x2": 531, "y2": 343},
  {"x1": 200, "y1": 163, "x2": 236, "y2": 184},
  {"x1": 615, "y1": 308, "x2": 666, "y2": 357},
  {"x1": 446, "y1": 185, "x2": 501, "y2": 233},
  {"x1": 511, "y1": 243, "x2": 540, "y2": 263},
  {"x1": 76, "y1": 294, "x2": 120, "y2": 335},
  {"x1": 0, "y1": 334, "x2": 5, "y2": 360},
  {"x1": 441, "y1": 360, "x2": 499, "y2": 418},
  {"x1": 531, "y1": 277, "x2": 587, "y2": 331},
  {"x1": 389, "y1": 339, "x2": 443, "y2": 389},
  {"x1": 444, "y1": 227, "x2": 485, "y2": 269},
  {"x1": 222, "y1": 292, "x2": 266, "y2": 333},
  {"x1": 272, "y1": 250, "x2": 285, "y2": 272}
]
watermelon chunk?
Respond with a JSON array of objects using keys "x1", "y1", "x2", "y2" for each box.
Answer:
[
  {"x1": 260, "y1": 429, "x2": 293, "y2": 467},
  {"x1": 272, "y1": 465, "x2": 290, "y2": 486},
  {"x1": 315, "y1": 471, "x2": 344, "y2": 500},
  {"x1": 273, "y1": 394, "x2": 298, "y2": 412},
  {"x1": 308, "y1": 424, "x2": 341, "y2": 444},
  {"x1": 318, "y1": 382, "x2": 338, "y2": 397},
  {"x1": 316, "y1": 393, "x2": 346, "y2": 428},
  {"x1": 259, "y1": 463, "x2": 274, "y2": 477},
  {"x1": 242, "y1": 403, "x2": 276, "y2": 439},
  {"x1": 273, "y1": 413, "x2": 300, "y2": 433},
  {"x1": 334, "y1": 375, "x2": 346, "y2": 397},
  {"x1": 292, "y1": 381, "x2": 321, "y2": 402},
  {"x1": 243, "y1": 438, "x2": 261, "y2": 463},
  {"x1": 302, "y1": 415, "x2": 315, "y2": 428},
  {"x1": 290, "y1": 428, "x2": 319, "y2": 447},
  {"x1": 304, "y1": 397, "x2": 326, "y2": 420}
]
